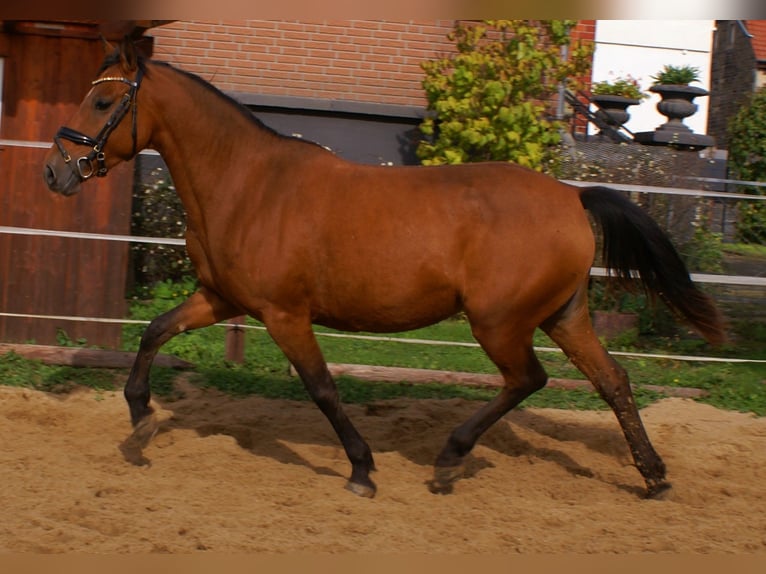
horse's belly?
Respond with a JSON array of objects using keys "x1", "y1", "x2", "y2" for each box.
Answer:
[{"x1": 312, "y1": 284, "x2": 461, "y2": 333}]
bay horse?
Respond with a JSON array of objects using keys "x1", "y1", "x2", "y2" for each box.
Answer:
[{"x1": 44, "y1": 40, "x2": 724, "y2": 499}]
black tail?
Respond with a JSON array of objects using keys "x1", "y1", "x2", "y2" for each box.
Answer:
[{"x1": 579, "y1": 185, "x2": 726, "y2": 345}]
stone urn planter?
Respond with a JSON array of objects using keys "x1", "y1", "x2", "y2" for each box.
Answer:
[
  {"x1": 650, "y1": 84, "x2": 709, "y2": 134},
  {"x1": 591, "y1": 94, "x2": 641, "y2": 130},
  {"x1": 634, "y1": 79, "x2": 714, "y2": 149}
]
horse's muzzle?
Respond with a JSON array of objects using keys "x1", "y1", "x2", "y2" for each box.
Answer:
[{"x1": 43, "y1": 160, "x2": 81, "y2": 196}]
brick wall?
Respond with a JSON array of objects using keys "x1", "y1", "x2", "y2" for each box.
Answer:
[
  {"x1": 148, "y1": 20, "x2": 595, "y2": 109},
  {"x1": 148, "y1": 20, "x2": 456, "y2": 107},
  {"x1": 571, "y1": 19, "x2": 596, "y2": 44}
]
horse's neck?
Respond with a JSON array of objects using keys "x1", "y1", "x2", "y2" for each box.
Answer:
[{"x1": 146, "y1": 65, "x2": 278, "y2": 224}]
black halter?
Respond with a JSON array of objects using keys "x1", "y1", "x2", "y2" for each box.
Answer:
[{"x1": 54, "y1": 67, "x2": 144, "y2": 180}]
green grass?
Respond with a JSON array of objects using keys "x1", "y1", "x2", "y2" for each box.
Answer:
[
  {"x1": 723, "y1": 242, "x2": 766, "y2": 258},
  {"x1": 3, "y1": 320, "x2": 764, "y2": 415},
  {"x1": 118, "y1": 292, "x2": 766, "y2": 415},
  {"x1": 0, "y1": 351, "x2": 118, "y2": 395}
]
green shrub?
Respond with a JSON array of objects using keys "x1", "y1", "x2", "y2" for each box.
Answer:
[
  {"x1": 591, "y1": 76, "x2": 647, "y2": 100},
  {"x1": 680, "y1": 220, "x2": 724, "y2": 273},
  {"x1": 131, "y1": 168, "x2": 193, "y2": 287},
  {"x1": 650, "y1": 64, "x2": 701, "y2": 85},
  {"x1": 735, "y1": 202, "x2": 766, "y2": 244},
  {"x1": 727, "y1": 87, "x2": 766, "y2": 244},
  {"x1": 418, "y1": 20, "x2": 593, "y2": 170}
]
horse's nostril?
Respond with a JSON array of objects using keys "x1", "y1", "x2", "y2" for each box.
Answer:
[{"x1": 44, "y1": 164, "x2": 56, "y2": 188}]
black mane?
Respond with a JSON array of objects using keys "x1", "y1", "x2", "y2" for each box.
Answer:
[
  {"x1": 153, "y1": 61, "x2": 287, "y2": 139},
  {"x1": 98, "y1": 49, "x2": 309, "y2": 144}
]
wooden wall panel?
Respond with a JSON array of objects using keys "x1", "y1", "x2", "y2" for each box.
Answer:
[{"x1": 0, "y1": 29, "x2": 133, "y2": 347}]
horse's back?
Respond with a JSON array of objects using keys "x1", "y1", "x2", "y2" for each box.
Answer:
[{"x1": 322, "y1": 161, "x2": 595, "y2": 282}]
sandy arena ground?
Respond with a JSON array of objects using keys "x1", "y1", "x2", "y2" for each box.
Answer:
[{"x1": 1, "y1": 377, "x2": 764, "y2": 554}]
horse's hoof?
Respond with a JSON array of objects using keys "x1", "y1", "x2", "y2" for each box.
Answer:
[
  {"x1": 426, "y1": 479, "x2": 454, "y2": 495},
  {"x1": 119, "y1": 414, "x2": 159, "y2": 466},
  {"x1": 644, "y1": 480, "x2": 672, "y2": 500},
  {"x1": 345, "y1": 480, "x2": 376, "y2": 498},
  {"x1": 119, "y1": 439, "x2": 151, "y2": 466},
  {"x1": 132, "y1": 413, "x2": 160, "y2": 447},
  {"x1": 427, "y1": 465, "x2": 464, "y2": 495}
]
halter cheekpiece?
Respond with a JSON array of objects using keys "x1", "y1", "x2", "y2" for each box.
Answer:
[{"x1": 54, "y1": 68, "x2": 144, "y2": 180}]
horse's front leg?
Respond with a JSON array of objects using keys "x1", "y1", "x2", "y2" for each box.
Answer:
[
  {"x1": 120, "y1": 287, "x2": 239, "y2": 465},
  {"x1": 263, "y1": 309, "x2": 377, "y2": 497}
]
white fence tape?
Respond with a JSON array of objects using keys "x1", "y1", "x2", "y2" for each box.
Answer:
[
  {"x1": 1, "y1": 225, "x2": 763, "y2": 286},
  {"x1": 681, "y1": 175, "x2": 766, "y2": 189},
  {"x1": 0, "y1": 225, "x2": 186, "y2": 246},
  {"x1": 0, "y1": 310, "x2": 763, "y2": 364},
  {"x1": 0, "y1": 138, "x2": 160, "y2": 155},
  {"x1": 563, "y1": 179, "x2": 766, "y2": 201}
]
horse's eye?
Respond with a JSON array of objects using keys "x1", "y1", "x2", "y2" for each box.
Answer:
[{"x1": 94, "y1": 98, "x2": 112, "y2": 111}]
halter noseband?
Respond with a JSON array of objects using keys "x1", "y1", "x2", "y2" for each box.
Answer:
[{"x1": 54, "y1": 68, "x2": 144, "y2": 180}]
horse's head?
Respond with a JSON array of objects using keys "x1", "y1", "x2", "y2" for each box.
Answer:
[{"x1": 43, "y1": 39, "x2": 151, "y2": 196}]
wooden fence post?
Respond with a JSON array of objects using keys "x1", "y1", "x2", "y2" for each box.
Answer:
[{"x1": 225, "y1": 315, "x2": 246, "y2": 363}]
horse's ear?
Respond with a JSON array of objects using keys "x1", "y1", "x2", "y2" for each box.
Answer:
[
  {"x1": 99, "y1": 34, "x2": 114, "y2": 55},
  {"x1": 119, "y1": 36, "x2": 139, "y2": 72}
]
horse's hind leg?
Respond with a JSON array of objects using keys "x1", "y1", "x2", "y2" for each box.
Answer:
[
  {"x1": 121, "y1": 287, "x2": 239, "y2": 464},
  {"x1": 430, "y1": 325, "x2": 548, "y2": 494},
  {"x1": 541, "y1": 286, "x2": 670, "y2": 498},
  {"x1": 263, "y1": 309, "x2": 376, "y2": 497}
]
